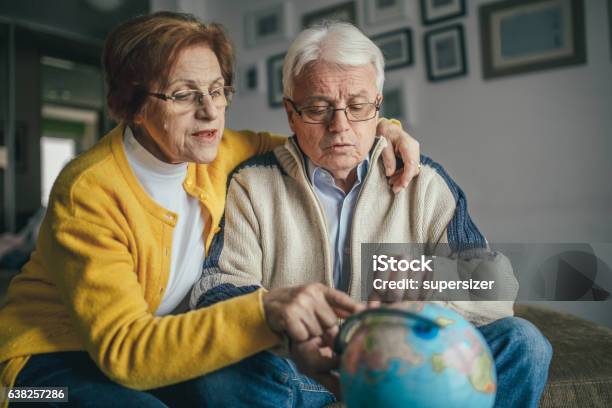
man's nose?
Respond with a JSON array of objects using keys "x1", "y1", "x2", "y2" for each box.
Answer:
[{"x1": 328, "y1": 109, "x2": 350, "y2": 133}]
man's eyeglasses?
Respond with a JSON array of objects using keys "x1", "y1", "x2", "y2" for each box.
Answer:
[
  {"x1": 148, "y1": 86, "x2": 235, "y2": 111},
  {"x1": 284, "y1": 98, "x2": 380, "y2": 124}
]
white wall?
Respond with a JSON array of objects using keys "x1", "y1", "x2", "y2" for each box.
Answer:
[{"x1": 153, "y1": 0, "x2": 612, "y2": 326}]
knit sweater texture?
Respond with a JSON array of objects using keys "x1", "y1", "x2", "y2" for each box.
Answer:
[{"x1": 191, "y1": 137, "x2": 518, "y2": 326}]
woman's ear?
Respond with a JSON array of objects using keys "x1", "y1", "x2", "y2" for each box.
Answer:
[
  {"x1": 133, "y1": 101, "x2": 153, "y2": 126},
  {"x1": 133, "y1": 113, "x2": 144, "y2": 125}
]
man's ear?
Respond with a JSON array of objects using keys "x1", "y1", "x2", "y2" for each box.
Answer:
[{"x1": 283, "y1": 98, "x2": 298, "y2": 134}]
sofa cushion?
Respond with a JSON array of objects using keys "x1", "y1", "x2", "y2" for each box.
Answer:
[{"x1": 515, "y1": 305, "x2": 612, "y2": 407}]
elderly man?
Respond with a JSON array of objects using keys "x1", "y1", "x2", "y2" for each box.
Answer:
[{"x1": 190, "y1": 23, "x2": 551, "y2": 408}]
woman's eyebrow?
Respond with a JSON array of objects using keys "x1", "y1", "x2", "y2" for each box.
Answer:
[{"x1": 169, "y1": 77, "x2": 224, "y2": 87}]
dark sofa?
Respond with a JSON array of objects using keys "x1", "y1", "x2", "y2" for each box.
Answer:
[{"x1": 515, "y1": 305, "x2": 612, "y2": 407}]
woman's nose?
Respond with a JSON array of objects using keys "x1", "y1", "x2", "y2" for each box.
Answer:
[{"x1": 195, "y1": 98, "x2": 218, "y2": 121}]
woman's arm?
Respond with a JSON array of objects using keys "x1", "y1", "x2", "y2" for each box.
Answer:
[{"x1": 41, "y1": 206, "x2": 279, "y2": 390}]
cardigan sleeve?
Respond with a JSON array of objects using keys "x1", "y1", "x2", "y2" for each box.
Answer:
[
  {"x1": 417, "y1": 160, "x2": 518, "y2": 326},
  {"x1": 41, "y1": 201, "x2": 279, "y2": 390},
  {"x1": 190, "y1": 176, "x2": 265, "y2": 309}
]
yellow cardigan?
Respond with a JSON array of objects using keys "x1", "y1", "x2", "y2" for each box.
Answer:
[{"x1": 0, "y1": 124, "x2": 285, "y2": 400}]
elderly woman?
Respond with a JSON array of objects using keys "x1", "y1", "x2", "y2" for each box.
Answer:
[{"x1": 0, "y1": 11, "x2": 419, "y2": 407}]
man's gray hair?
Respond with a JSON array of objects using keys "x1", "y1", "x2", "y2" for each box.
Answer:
[{"x1": 282, "y1": 22, "x2": 385, "y2": 99}]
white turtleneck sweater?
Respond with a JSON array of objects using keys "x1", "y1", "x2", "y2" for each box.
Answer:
[{"x1": 123, "y1": 127, "x2": 206, "y2": 315}]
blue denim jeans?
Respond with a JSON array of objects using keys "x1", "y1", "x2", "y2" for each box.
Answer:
[
  {"x1": 191, "y1": 316, "x2": 552, "y2": 408},
  {"x1": 12, "y1": 350, "x2": 334, "y2": 408},
  {"x1": 480, "y1": 316, "x2": 553, "y2": 408},
  {"x1": 14, "y1": 316, "x2": 551, "y2": 408}
]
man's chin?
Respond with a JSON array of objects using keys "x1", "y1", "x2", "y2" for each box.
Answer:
[
  {"x1": 321, "y1": 149, "x2": 360, "y2": 160},
  {"x1": 320, "y1": 162, "x2": 360, "y2": 177}
]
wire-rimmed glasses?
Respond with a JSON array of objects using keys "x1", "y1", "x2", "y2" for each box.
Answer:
[{"x1": 284, "y1": 98, "x2": 381, "y2": 124}]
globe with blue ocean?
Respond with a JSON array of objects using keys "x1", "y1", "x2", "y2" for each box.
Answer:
[{"x1": 337, "y1": 302, "x2": 496, "y2": 408}]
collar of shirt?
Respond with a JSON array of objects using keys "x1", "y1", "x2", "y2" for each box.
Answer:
[
  {"x1": 305, "y1": 153, "x2": 369, "y2": 292},
  {"x1": 306, "y1": 155, "x2": 370, "y2": 195}
]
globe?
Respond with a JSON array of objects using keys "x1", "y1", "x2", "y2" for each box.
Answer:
[{"x1": 337, "y1": 302, "x2": 496, "y2": 408}]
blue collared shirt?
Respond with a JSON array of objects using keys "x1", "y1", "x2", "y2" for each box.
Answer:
[{"x1": 306, "y1": 157, "x2": 369, "y2": 292}]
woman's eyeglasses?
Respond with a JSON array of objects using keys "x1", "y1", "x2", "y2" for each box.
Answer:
[{"x1": 148, "y1": 86, "x2": 235, "y2": 111}]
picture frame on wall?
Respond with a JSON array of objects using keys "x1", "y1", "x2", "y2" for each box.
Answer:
[
  {"x1": 380, "y1": 84, "x2": 406, "y2": 123},
  {"x1": 365, "y1": 0, "x2": 410, "y2": 25},
  {"x1": 302, "y1": 1, "x2": 357, "y2": 29},
  {"x1": 424, "y1": 24, "x2": 467, "y2": 81},
  {"x1": 479, "y1": 0, "x2": 586, "y2": 79},
  {"x1": 372, "y1": 29, "x2": 414, "y2": 70},
  {"x1": 266, "y1": 53, "x2": 285, "y2": 108},
  {"x1": 244, "y1": 3, "x2": 291, "y2": 48},
  {"x1": 237, "y1": 64, "x2": 261, "y2": 95},
  {"x1": 420, "y1": 0, "x2": 466, "y2": 26}
]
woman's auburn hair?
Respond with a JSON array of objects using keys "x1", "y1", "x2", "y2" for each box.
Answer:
[{"x1": 103, "y1": 11, "x2": 234, "y2": 124}]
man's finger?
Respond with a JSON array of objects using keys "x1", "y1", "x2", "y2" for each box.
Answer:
[
  {"x1": 294, "y1": 336, "x2": 323, "y2": 353},
  {"x1": 323, "y1": 287, "x2": 363, "y2": 316},
  {"x1": 284, "y1": 315, "x2": 310, "y2": 342},
  {"x1": 300, "y1": 312, "x2": 324, "y2": 338},
  {"x1": 313, "y1": 296, "x2": 340, "y2": 331},
  {"x1": 367, "y1": 300, "x2": 382, "y2": 308},
  {"x1": 323, "y1": 326, "x2": 339, "y2": 347}
]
